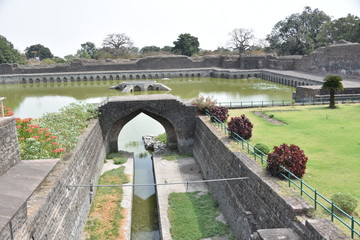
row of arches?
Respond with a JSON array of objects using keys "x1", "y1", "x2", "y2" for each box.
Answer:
[
  {"x1": 210, "y1": 72, "x2": 259, "y2": 79},
  {"x1": 20, "y1": 72, "x2": 204, "y2": 84},
  {"x1": 261, "y1": 73, "x2": 313, "y2": 87}
]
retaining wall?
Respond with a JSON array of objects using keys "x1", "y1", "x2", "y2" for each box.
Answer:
[
  {"x1": 193, "y1": 116, "x2": 349, "y2": 239},
  {"x1": 12, "y1": 120, "x2": 105, "y2": 239},
  {"x1": 0, "y1": 117, "x2": 20, "y2": 176}
]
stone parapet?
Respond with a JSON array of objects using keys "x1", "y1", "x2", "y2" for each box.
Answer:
[{"x1": 0, "y1": 117, "x2": 20, "y2": 176}]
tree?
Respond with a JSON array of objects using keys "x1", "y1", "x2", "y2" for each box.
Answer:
[
  {"x1": 161, "y1": 46, "x2": 173, "y2": 52},
  {"x1": 25, "y1": 44, "x2": 53, "y2": 60},
  {"x1": 318, "y1": 14, "x2": 360, "y2": 44},
  {"x1": 102, "y1": 33, "x2": 134, "y2": 58},
  {"x1": 322, "y1": 75, "x2": 344, "y2": 109},
  {"x1": 172, "y1": 33, "x2": 200, "y2": 56},
  {"x1": 140, "y1": 45, "x2": 161, "y2": 53},
  {"x1": 266, "y1": 7, "x2": 331, "y2": 55},
  {"x1": 228, "y1": 28, "x2": 255, "y2": 54},
  {"x1": 0, "y1": 35, "x2": 24, "y2": 64},
  {"x1": 77, "y1": 42, "x2": 98, "y2": 59}
]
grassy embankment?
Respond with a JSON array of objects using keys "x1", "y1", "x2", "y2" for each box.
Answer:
[
  {"x1": 229, "y1": 104, "x2": 359, "y2": 235},
  {"x1": 84, "y1": 166, "x2": 129, "y2": 240}
]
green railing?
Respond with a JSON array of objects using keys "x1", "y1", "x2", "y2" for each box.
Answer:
[
  {"x1": 218, "y1": 96, "x2": 360, "y2": 108},
  {"x1": 204, "y1": 109, "x2": 360, "y2": 239}
]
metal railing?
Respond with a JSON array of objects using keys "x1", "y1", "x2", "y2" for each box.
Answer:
[
  {"x1": 217, "y1": 96, "x2": 360, "y2": 108},
  {"x1": 0, "y1": 97, "x2": 6, "y2": 118},
  {"x1": 204, "y1": 109, "x2": 359, "y2": 239}
]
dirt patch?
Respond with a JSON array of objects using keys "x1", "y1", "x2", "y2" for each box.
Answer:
[{"x1": 253, "y1": 111, "x2": 285, "y2": 125}]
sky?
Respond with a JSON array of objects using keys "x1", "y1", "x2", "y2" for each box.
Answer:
[{"x1": 0, "y1": 0, "x2": 359, "y2": 58}]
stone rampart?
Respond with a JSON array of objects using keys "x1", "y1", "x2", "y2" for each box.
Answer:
[
  {"x1": 193, "y1": 116, "x2": 349, "y2": 239},
  {"x1": 0, "y1": 117, "x2": 20, "y2": 176},
  {"x1": 12, "y1": 120, "x2": 105, "y2": 239}
]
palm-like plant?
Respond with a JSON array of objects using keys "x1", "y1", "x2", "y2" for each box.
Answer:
[{"x1": 322, "y1": 75, "x2": 344, "y2": 109}]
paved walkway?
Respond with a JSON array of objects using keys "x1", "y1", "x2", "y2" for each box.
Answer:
[{"x1": 0, "y1": 159, "x2": 59, "y2": 233}]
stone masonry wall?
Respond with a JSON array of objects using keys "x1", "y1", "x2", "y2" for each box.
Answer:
[
  {"x1": 13, "y1": 120, "x2": 105, "y2": 240},
  {"x1": 0, "y1": 117, "x2": 20, "y2": 176},
  {"x1": 193, "y1": 116, "x2": 349, "y2": 239}
]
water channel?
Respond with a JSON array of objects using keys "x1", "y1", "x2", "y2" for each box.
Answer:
[{"x1": 0, "y1": 77, "x2": 294, "y2": 238}]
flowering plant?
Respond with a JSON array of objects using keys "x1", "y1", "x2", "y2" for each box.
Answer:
[
  {"x1": 191, "y1": 95, "x2": 217, "y2": 114},
  {"x1": 1, "y1": 105, "x2": 14, "y2": 117}
]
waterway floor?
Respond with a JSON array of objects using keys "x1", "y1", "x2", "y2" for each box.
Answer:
[{"x1": 153, "y1": 155, "x2": 228, "y2": 240}]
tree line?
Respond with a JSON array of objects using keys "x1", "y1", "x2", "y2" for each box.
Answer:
[{"x1": 1, "y1": 7, "x2": 359, "y2": 65}]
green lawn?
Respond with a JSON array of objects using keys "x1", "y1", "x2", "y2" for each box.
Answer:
[{"x1": 229, "y1": 104, "x2": 360, "y2": 216}]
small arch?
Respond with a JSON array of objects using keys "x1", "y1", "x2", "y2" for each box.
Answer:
[
  {"x1": 197, "y1": 73, "x2": 201, "y2": 78},
  {"x1": 50, "y1": 77, "x2": 54, "y2": 82},
  {"x1": 247, "y1": 74, "x2": 251, "y2": 78},
  {"x1": 254, "y1": 74, "x2": 258, "y2": 78},
  {"x1": 116, "y1": 75, "x2": 120, "y2": 80},
  {"x1": 233, "y1": 75, "x2": 237, "y2": 79},
  {"x1": 167, "y1": 73, "x2": 171, "y2": 78},
  {"x1": 179, "y1": 73, "x2": 183, "y2": 78},
  {"x1": 83, "y1": 76, "x2": 88, "y2": 81},
  {"x1": 109, "y1": 75, "x2": 113, "y2": 80},
  {"x1": 56, "y1": 77, "x2": 61, "y2": 82},
  {"x1": 134, "y1": 86, "x2": 141, "y2": 91},
  {"x1": 96, "y1": 76, "x2": 100, "y2": 81},
  {"x1": 136, "y1": 75, "x2": 140, "y2": 79},
  {"x1": 122, "y1": 75, "x2": 126, "y2": 80},
  {"x1": 185, "y1": 74, "x2": 189, "y2": 78},
  {"x1": 142, "y1": 74, "x2": 146, "y2": 79},
  {"x1": 148, "y1": 85, "x2": 154, "y2": 91},
  {"x1": 76, "y1": 77, "x2": 81, "y2": 81},
  {"x1": 36, "y1": 78, "x2": 40, "y2": 83},
  {"x1": 63, "y1": 77, "x2": 67, "y2": 82},
  {"x1": 90, "y1": 76, "x2": 94, "y2": 81},
  {"x1": 155, "y1": 74, "x2": 159, "y2": 79},
  {"x1": 240, "y1": 74, "x2": 244, "y2": 79},
  {"x1": 103, "y1": 76, "x2": 107, "y2": 81},
  {"x1": 191, "y1": 74, "x2": 195, "y2": 78},
  {"x1": 129, "y1": 75, "x2": 133, "y2": 80},
  {"x1": 42, "y1": 78, "x2": 47, "y2": 83},
  {"x1": 148, "y1": 74, "x2": 153, "y2": 79},
  {"x1": 29, "y1": 78, "x2": 33, "y2": 83},
  {"x1": 70, "y1": 77, "x2": 74, "y2": 82}
]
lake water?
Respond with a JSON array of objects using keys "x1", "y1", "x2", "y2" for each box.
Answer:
[{"x1": 0, "y1": 77, "x2": 294, "y2": 118}]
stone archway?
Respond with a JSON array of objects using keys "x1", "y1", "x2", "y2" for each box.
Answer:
[{"x1": 99, "y1": 94, "x2": 196, "y2": 154}]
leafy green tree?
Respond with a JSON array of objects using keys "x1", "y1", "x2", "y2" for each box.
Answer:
[
  {"x1": 140, "y1": 45, "x2": 161, "y2": 53},
  {"x1": 266, "y1": 7, "x2": 331, "y2": 55},
  {"x1": 161, "y1": 46, "x2": 173, "y2": 52},
  {"x1": 318, "y1": 14, "x2": 360, "y2": 44},
  {"x1": 25, "y1": 44, "x2": 54, "y2": 60},
  {"x1": 172, "y1": 33, "x2": 200, "y2": 56},
  {"x1": 77, "y1": 42, "x2": 98, "y2": 59},
  {"x1": 0, "y1": 35, "x2": 24, "y2": 64},
  {"x1": 322, "y1": 75, "x2": 344, "y2": 109}
]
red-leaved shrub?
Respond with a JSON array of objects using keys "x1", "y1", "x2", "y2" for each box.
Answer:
[
  {"x1": 209, "y1": 106, "x2": 229, "y2": 123},
  {"x1": 266, "y1": 144, "x2": 308, "y2": 178},
  {"x1": 227, "y1": 114, "x2": 253, "y2": 140}
]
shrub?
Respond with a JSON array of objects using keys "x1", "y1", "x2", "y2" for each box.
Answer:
[
  {"x1": 266, "y1": 144, "x2": 308, "y2": 178},
  {"x1": 209, "y1": 106, "x2": 229, "y2": 123},
  {"x1": 227, "y1": 114, "x2": 253, "y2": 140},
  {"x1": 191, "y1": 95, "x2": 217, "y2": 114},
  {"x1": 1, "y1": 105, "x2": 14, "y2": 117},
  {"x1": 254, "y1": 143, "x2": 270, "y2": 155},
  {"x1": 331, "y1": 192, "x2": 358, "y2": 214}
]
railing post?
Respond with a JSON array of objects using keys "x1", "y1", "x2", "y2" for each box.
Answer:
[
  {"x1": 331, "y1": 202, "x2": 334, "y2": 222},
  {"x1": 351, "y1": 216, "x2": 355, "y2": 239},
  {"x1": 230, "y1": 102, "x2": 232, "y2": 108},
  {"x1": 288, "y1": 171, "x2": 291, "y2": 187},
  {"x1": 300, "y1": 179, "x2": 303, "y2": 196},
  {"x1": 314, "y1": 190, "x2": 317, "y2": 210}
]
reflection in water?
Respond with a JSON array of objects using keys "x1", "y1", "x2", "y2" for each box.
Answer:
[{"x1": 118, "y1": 113, "x2": 165, "y2": 240}]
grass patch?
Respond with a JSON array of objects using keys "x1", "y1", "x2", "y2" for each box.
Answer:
[
  {"x1": 106, "y1": 152, "x2": 127, "y2": 165},
  {"x1": 168, "y1": 192, "x2": 229, "y2": 240},
  {"x1": 155, "y1": 132, "x2": 167, "y2": 143},
  {"x1": 84, "y1": 167, "x2": 129, "y2": 240},
  {"x1": 229, "y1": 104, "x2": 360, "y2": 216},
  {"x1": 162, "y1": 152, "x2": 193, "y2": 161}
]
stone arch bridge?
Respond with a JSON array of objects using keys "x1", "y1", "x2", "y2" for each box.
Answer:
[{"x1": 98, "y1": 94, "x2": 196, "y2": 154}]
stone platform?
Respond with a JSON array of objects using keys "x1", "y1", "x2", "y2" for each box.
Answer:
[{"x1": 0, "y1": 159, "x2": 59, "y2": 238}]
